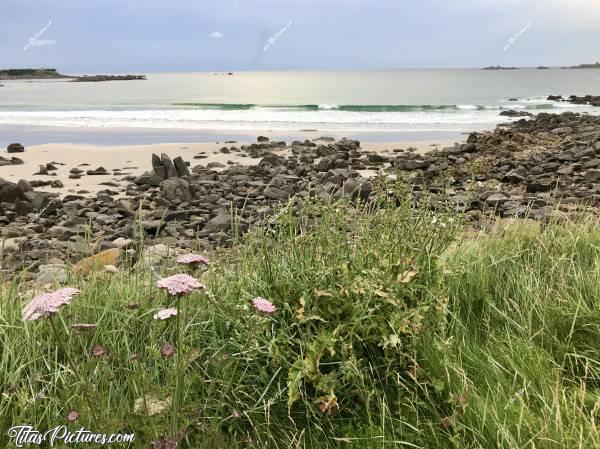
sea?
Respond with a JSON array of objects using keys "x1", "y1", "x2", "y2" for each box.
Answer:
[{"x1": 0, "y1": 69, "x2": 599, "y2": 144}]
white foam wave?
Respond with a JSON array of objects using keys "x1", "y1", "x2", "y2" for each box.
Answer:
[
  {"x1": 0, "y1": 105, "x2": 596, "y2": 132},
  {"x1": 318, "y1": 104, "x2": 340, "y2": 110}
]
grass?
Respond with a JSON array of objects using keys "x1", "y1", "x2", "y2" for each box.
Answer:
[{"x1": 0, "y1": 185, "x2": 599, "y2": 448}]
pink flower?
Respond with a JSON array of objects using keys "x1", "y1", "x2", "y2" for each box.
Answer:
[
  {"x1": 22, "y1": 288, "x2": 80, "y2": 321},
  {"x1": 153, "y1": 308, "x2": 177, "y2": 320},
  {"x1": 160, "y1": 343, "x2": 175, "y2": 358},
  {"x1": 91, "y1": 345, "x2": 106, "y2": 357},
  {"x1": 67, "y1": 410, "x2": 80, "y2": 422},
  {"x1": 156, "y1": 274, "x2": 204, "y2": 296},
  {"x1": 176, "y1": 254, "x2": 209, "y2": 266},
  {"x1": 252, "y1": 297, "x2": 276, "y2": 314}
]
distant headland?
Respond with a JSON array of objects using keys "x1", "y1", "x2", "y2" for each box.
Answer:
[
  {"x1": 0, "y1": 68, "x2": 146, "y2": 82},
  {"x1": 568, "y1": 62, "x2": 600, "y2": 69},
  {"x1": 0, "y1": 68, "x2": 69, "y2": 80}
]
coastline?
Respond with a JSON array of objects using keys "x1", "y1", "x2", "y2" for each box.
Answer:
[
  {"x1": 0, "y1": 123, "x2": 472, "y2": 147},
  {"x1": 1, "y1": 137, "x2": 461, "y2": 196}
]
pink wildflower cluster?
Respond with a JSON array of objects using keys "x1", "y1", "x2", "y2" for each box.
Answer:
[
  {"x1": 252, "y1": 297, "x2": 276, "y2": 314},
  {"x1": 22, "y1": 288, "x2": 80, "y2": 321},
  {"x1": 153, "y1": 308, "x2": 177, "y2": 320},
  {"x1": 156, "y1": 274, "x2": 204, "y2": 296},
  {"x1": 176, "y1": 254, "x2": 209, "y2": 266}
]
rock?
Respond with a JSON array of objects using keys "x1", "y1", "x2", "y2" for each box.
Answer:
[
  {"x1": 203, "y1": 213, "x2": 235, "y2": 233},
  {"x1": 584, "y1": 169, "x2": 600, "y2": 182},
  {"x1": 551, "y1": 127, "x2": 573, "y2": 135},
  {"x1": 526, "y1": 180, "x2": 554, "y2": 193},
  {"x1": 367, "y1": 154, "x2": 387, "y2": 164},
  {"x1": 160, "y1": 178, "x2": 192, "y2": 202},
  {"x1": 257, "y1": 136, "x2": 270, "y2": 142},
  {"x1": 139, "y1": 244, "x2": 172, "y2": 266},
  {"x1": 87, "y1": 167, "x2": 109, "y2": 175},
  {"x1": 35, "y1": 165, "x2": 49, "y2": 175},
  {"x1": 36, "y1": 264, "x2": 68, "y2": 284},
  {"x1": 264, "y1": 186, "x2": 290, "y2": 201},
  {"x1": 73, "y1": 249, "x2": 122, "y2": 276},
  {"x1": 7, "y1": 143, "x2": 24, "y2": 153},
  {"x1": 316, "y1": 157, "x2": 334, "y2": 172},
  {"x1": 161, "y1": 153, "x2": 178, "y2": 178},
  {"x1": 134, "y1": 173, "x2": 162, "y2": 187},
  {"x1": 17, "y1": 179, "x2": 33, "y2": 192},
  {"x1": 499, "y1": 110, "x2": 533, "y2": 117},
  {"x1": 403, "y1": 159, "x2": 429, "y2": 170},
  {"x1": 484, "y1": 193, "x2": 509, "y2": 207},
  {"x1": 152, "y1": 153, "x2": 167, "y2": 179},
  {"x1": 112, "y1": 237, "x2": 134, "y2": 249},
  {"x1": 173, "y1": 156, "x2": 191, "y2": 177},
  {"x1": 2, "y1": 237, "x2": 27, "y2": 254},
  {"x1": 0, "y1": 180, "x2": 25, "y2": 203}
]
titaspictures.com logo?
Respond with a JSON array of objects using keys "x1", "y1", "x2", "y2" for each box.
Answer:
[{"x1": 8, "y1": 425, "x2": 135, "y2": 447}]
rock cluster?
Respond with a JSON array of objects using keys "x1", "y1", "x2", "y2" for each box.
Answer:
[
  {"x1": 547, "y1": 95, "x2": 600, "y2": 107},
  {"x1": 389, "y1": 111, "x2": 600, "y2": 221},
  {"x1": 0, "y1": 138, "x2": 375, "y2": 275},
  {"x1": 3, "y1": 112, "x2": 600, "y2": 278}
]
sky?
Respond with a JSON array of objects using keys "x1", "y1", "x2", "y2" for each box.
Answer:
[{"x1": 1, "y1": 0, "x2": 599, "y2": 73}]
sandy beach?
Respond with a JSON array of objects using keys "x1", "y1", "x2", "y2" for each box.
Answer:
[{"x1": 1, "y1": 137, "x2": 459, "y2": 196}]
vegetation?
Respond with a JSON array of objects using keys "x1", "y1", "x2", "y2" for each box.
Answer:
[
  {"x1": 0, "y1": 187, "x2": 599, "y2": 448},
  {"x1": 0, "y1": 68, "x2": 67, "y2": 79}
]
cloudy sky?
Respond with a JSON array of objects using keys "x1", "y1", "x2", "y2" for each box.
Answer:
[{"x1": 1, "y1": 0, "x2": 599, "y2": 73}]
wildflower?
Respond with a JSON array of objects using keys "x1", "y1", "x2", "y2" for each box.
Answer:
[
  {"x1": 252, "y1": 297, "x2": 276, "y2": 314},
  {"x1": 153, "y1": 308, "x2": 177, "y2": 320},
  {"x1": 134, "y1": 395, "x2": 171, "y2": 416},
  {"x1": 22, "y1": 288, "x2": 80, "y2": 321},
  {"x1": 160, "y1": 343, "x2": 175, "y2": 358},
  {"x1": 156, "y1": 274, "x2": 204, "y2": 296},
  {"x1": 67, "y1": 410, "x2": 79, "y2": 422},
  {"x1": 231, "y1": 409, "x2": 241, "y2": 418},
  {"x1": 176, "y1": 253, "x2": 209, "y2": 266},
  {"x1": 91, "y1": 345, "x2": 106, "y2": 357},
  {"x1": 70, "y1": 323, "x2": 97, "y2": 331},
  {"x1": 441, "y1": 415, "x2": 456, "y2": 428}
]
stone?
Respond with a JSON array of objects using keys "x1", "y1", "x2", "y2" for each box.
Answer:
[
  {"x1": 36, "y1": 264, "x2": 68, "y2": 284},
  {"x1": 584, "y1": 169, "x2": 600, "y2": 182},
  {"x1": 152, "y1": 153, "x2": 167, "y2": 179},
  {"x1": 7, "y1": 143, "x2": 24, "y2": 153},
  {"x1": 264, "y1": 186, "x2": 290, "y2": 201},
  {"x1": 73, "y1": 249, "x2": 122, "y2": 276},
  {"x1": 160, "y1": 178, "x2": 192, "y2": 202},
  {"x1": 0, "y1": 181, "x2": 25, "y2": 203},
  {"x1": 173, "y1": 156, "x2": 191, "y2": 177},
  {"x1": 161, "y1": 153, "x2": 178, "y2": 178},
  {"x1": 2, "y1": 237, "x2": 27, "y2": 254},
  {"x1": 87, "y1": 167, "x2": 109, "y2": 175},
  {"x1": 139, "y1": 244, "x2": 172, "y2": 266},
  {"x1": 134, "y1": 173, "x2": 162, "y2": 187}
]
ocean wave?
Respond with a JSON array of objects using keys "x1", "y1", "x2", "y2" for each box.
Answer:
[
  {"x1": 171, "y1": 102, "x2": 562, "y2": 112},
  {"x1": 0, "y1": 102, "x2": 596, "y2": 132}
]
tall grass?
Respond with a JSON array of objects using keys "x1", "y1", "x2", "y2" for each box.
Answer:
[{"x1": 0, "y1": 188, "x2": 599, "y2": 448}]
